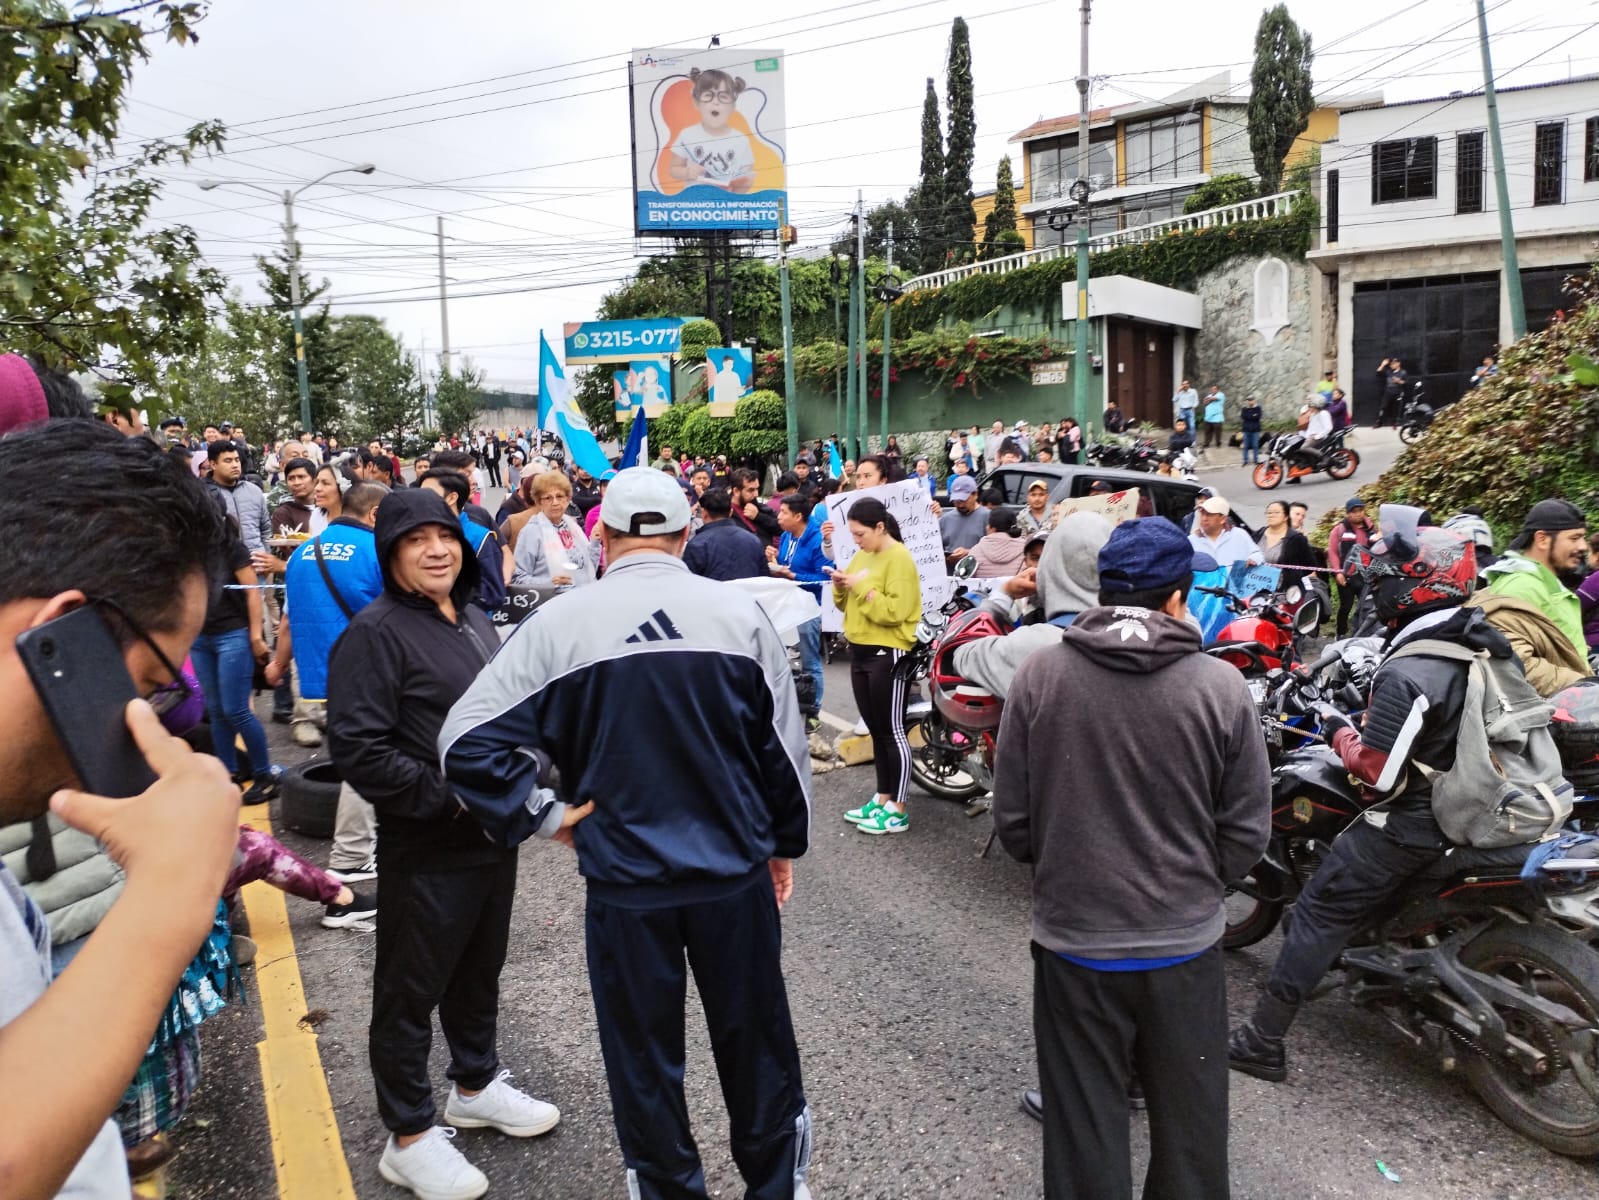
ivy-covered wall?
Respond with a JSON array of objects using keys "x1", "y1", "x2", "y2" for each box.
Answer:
[{"x1": 790, "y1": 368, "x2": 1071, "y2": 443}]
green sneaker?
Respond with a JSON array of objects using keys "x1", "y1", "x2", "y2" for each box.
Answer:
[
  {"x1": 844, "y1": 797, "x2": 884, "y2": 825},
  {"x1": 855, "y1": 806, "x2": 908, "y2": 836}
]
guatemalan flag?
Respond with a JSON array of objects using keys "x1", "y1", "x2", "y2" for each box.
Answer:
[
  {"x1": 538, "y1": 333, "x2": 613, "y2": 480},
  {"x1": 618, "y1": 409, "x2": 648, "y2": 470}
]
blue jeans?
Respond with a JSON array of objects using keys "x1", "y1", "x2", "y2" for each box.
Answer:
[
  {"x1": 1242, "y1": 430, "x2": 1261, "y2": 463},
  {"x1": 190, "y1": 627, "x2": 273, "y2": 781},
  {"x1": 797, "y1": 616, "x2": 823, "y2": 717}
]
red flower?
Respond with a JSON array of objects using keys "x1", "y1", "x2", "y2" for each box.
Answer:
[
  {"x1": 954, "y1": 372, "x2": 968, "y2": 388},
  {"x1": 870, "y1": 387, "x2": 881, "y2": 399}
]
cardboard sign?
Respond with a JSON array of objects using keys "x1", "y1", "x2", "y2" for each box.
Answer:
[
  {"x1": 821, "y1": 480, "x2": 950, "y2": 633},
  {"x1": 1054, "y1": 487, "x2": 1141, "y2": 526}
]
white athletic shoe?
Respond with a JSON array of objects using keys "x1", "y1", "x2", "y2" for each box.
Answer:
[
  {"x1": 444, "y1": 1070, "x2": 561, "y2": 1137},
  {"x1": 377, "y1": 1128, "x2": 487, "y2": 1200},
  {"x1": 852, "y1": 718, "x2": 869, "y2": 736}
]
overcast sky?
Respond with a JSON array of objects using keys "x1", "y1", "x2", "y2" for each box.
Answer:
[{"x1": 122, "y1": 0, "x2": 1597, "y2": 391}]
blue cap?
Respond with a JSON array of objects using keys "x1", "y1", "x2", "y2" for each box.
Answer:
[
  {"x1": 1345, "y1": 496, "x2": 1366, "y2": 511},
  {"x1": 1098, "y1": 517, "x2": 1207, "y2": 594},
  {"x1": 950, "y1": 476, "x2": 979, "y2": 500}
]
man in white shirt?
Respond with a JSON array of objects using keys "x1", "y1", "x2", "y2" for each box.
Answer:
[
  {"x1": 1172, "y1": 379, "x2": 1198, "y2": 430},
  {"x1": 1189, "y1": 496, "x2": 1261, "y2": 566}
]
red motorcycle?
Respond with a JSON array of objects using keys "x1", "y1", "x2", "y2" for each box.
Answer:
[{"x1": 1201, "y1": 583, "x2": 1322, "y2": 677}]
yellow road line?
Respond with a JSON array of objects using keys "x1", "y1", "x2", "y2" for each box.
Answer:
[{"x1": 240, "y1": 803, "x2": 357, "y2": 1200}]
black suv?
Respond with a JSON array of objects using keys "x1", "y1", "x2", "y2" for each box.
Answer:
[{"x1": 965, "y1": 463, "x2": 1204, "y2": 525}]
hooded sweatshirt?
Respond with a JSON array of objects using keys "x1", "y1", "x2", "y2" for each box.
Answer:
[
  {"x1": 953, "y1": 512, "x2": 1111, "y2": 699},
  {"x1": 1483, "y1": 551, "x2": 1586, "y2": 666},
  {"x1": 992, "y1": 605, "x2": 1271, "y2": 960},
  {"x1": 326, "y1": 488, "x2": 503, "y2": 872}
]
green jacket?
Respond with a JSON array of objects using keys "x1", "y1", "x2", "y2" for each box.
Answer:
[
  {"x1": 0, "y1": 816, "x2": 123, "y2": 948},
  {"x1": 1484, "y1": 551, "x2": 1586, "y2": 664}
]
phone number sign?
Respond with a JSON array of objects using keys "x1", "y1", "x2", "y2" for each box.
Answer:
[{"x1": 563, "y1": 318, "x2": 691, "y2": 364}]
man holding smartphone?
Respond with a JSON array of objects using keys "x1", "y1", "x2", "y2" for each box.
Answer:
[{"x1": 0, "y1": 422, "x2": 241, "y2": 1199}]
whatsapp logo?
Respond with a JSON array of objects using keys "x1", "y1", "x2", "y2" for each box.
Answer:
[{"x1": 573, "y1": 332, "x2": 590, "y2": 349}]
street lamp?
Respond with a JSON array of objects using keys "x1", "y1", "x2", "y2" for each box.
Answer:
[{"x1": 198, "y1": 163, "x2": 378, "y2": 433}]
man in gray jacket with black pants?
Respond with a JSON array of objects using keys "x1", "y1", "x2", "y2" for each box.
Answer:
[{"x1": 993, "y1": 516, "x2": 1271, "y2": 1200}]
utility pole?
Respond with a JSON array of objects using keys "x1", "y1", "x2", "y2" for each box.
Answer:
[
  {"x1": 777, "y1": 203, "x2": 799, "y2": 464},
  {"x1": 831, "y1": 257, "x2": 843, "y2": 444},
  {"x1": 881, "y1": 221, "x2": 893, "y2": 446},
  {"x1": 1475, "y1": 0, "x2": 1526, "y2": 340},
  {"x1": 844, "y1": 203, "x2": 859, "y2": 463},
  {"x1": 1071, "y1": 0, "x2": 1094, "y2": 435},
  {"x1": 281, "y1": 190, "x2": 313, "y2": 436},
  {"x1": 437, "y1": 215, "x2": 452, "y2": 376},
  {"x1": 856, "y1": 188, "x2": 869, "y2": 456}
]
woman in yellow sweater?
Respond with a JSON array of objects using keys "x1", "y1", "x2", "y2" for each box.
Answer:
[{"x1": 829, "y1": 497, "x2": 922, "y2": 835}]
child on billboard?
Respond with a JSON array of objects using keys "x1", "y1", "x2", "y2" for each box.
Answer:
[{"x1": 667, "y1": 68, "x2": 756, "y2": 193}]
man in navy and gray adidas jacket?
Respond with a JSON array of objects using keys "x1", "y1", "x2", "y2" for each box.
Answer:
[{"x1": 439, "y1": 466, "x2": 815, "y2": 1200}]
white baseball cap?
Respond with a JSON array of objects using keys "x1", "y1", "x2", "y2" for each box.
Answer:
[
  {"x1": 600, "y1": 466, "x2": 691, "y2": 536},
  {"x1": 1198, "y1": 496, "x2": 1231, "y2": 516}
]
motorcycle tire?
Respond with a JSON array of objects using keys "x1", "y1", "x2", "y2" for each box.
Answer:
[
  {"x1": 905, "y1": 712, "x2": 987, "y2": 802},
  {"x1": 1398, "y1": 422, "x2": 1425, "y2": 445},
  {"x1": 1222, "y1": 874, "x2": 1284, "y2": 950},
  {"x1": 1252, "y1": 460, "x2": 1285, "y2": 490},
  {"x1": 1324, "y1": 448, "x2": 1360, "y2": 480},
  {"x1": 1458, "y1": 924, "x2": 1599, "y2": 1158}
]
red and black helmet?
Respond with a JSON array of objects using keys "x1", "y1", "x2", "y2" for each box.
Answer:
[
  {"x1": 930, "y1": 608, "x2": 1009, "y2": 732},
  {"x1": 1346, "y1": 505, "x2": 1476, "y2": 625}
]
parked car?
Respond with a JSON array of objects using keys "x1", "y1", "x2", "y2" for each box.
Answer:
[{"x1": 939, "y1": 463, "x2": 1205, "y2": 525}]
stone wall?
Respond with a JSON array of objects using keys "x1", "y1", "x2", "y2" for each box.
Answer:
[{"x1": 1189, "y1": 255, "x2": 1315, "y2": 427}]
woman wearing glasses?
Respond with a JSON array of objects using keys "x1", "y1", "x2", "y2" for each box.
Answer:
[{"x1": 188, "y1": 496, "x2": 283, "y2": 802}]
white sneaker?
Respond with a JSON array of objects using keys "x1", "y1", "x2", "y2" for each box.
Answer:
[
  {"x1": 852, "y1": 718, "x2": 869, "y2": 736},
  {"x1": 445, "y1": 1069, "x2": 560, "y2": 1137},
  {"x1": 291, "y1": 722, "x2": 323, "y2": 747},
  {"x1": 377, "y1": 1128, "x2": 487, "y2": 1200}
]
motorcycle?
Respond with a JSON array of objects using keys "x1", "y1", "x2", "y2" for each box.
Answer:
[
  {"x1": 1085, "y1": 426, "x2": 1160, "y2": 473},
  {"x1": 1200, "y1": 582, "x2": 1324, "y2": 678},
  {"x1": 1225, "y1": 667, "x2": 1599, "y2": 1158},
  {"x1": 895, "y1": 566, "x2": 989, "y2": 803},
  {"x1": 1398, "y1": 382, "x2": 1436, "y2": 445},
  {"x1": 1251, "y1": 425, "x2": 1361, "y2": 490}
]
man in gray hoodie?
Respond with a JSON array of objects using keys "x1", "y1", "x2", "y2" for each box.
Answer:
[
  {"x1": 953, "y1": 511, "x2": 1112, "y2": 699},
  {"x1": 993, "y1": 517, "x2": 1271, "y2": 1200}
]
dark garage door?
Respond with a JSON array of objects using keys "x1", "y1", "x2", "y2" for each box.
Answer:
[{"x1": 1352, "y1": 273, "x2": 1498, "y2": 423}]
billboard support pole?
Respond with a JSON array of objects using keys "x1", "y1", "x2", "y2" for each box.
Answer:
[
  {"x1": 831, "y1": 258, "x2": 843, "y2": 443},
  {"x1": 778, "y1": 205, "x2": 799, "y2": 464},
  {"x1": 844, "y1": 218, "x2": 859, "y2": 464}
]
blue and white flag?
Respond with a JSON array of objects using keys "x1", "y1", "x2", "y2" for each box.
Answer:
[
  {"x1": 826, "y1": 439, "x2": 844, "y2": 480},
  {"x1": 538, "y1": 332, "x2": 613, "y2": 480},
  {"x1": 619, "y1": 409, "x2": 649, "y2": 470}
]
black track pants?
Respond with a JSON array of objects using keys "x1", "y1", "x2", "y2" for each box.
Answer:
[{"x1": 849, "y1": 643, "x2": 910, "y2": 802}]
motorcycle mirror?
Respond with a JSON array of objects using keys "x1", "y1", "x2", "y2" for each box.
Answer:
[
  {"x1": 954, "y1": 555, "x2": 978, "y2": 579},
  {"x1": 1295, "y1": 600, "x2": 1322, "y2": 636}
]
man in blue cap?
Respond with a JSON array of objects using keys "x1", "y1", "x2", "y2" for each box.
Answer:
[{"x1": 993, "y1": 517, "x2": 1271, "y2": 1200}]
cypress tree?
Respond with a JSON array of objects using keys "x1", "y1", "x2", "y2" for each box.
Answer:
[
  {"x1": 943, "y1": 17, "x2": 976, "y2": 265},
  {"x1": 1247, "y1": 3, "x2": 1315, "y2": 195},
  {"x1": 981, "y1": 155, "x2": 1019, "y2": 259},
  {"x1": 911, "y1": 77, "x2": 946, "y2": 274}
]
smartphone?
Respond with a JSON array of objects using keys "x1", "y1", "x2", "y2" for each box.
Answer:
[{"x1": 16, "y1": 605, "x2": 157, "y2": 798}]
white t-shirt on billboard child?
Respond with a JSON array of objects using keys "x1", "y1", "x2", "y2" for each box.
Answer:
[{"x1": 671, "y1": 125, "x2": 756, "y2": 186}]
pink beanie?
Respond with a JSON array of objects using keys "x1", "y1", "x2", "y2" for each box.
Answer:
[{"x1": 0, "y1": 354, "x2": 47, "y2": 434}]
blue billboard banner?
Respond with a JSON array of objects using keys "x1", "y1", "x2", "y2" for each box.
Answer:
[
  {"x1": 563, "y1": 318, "x2": 688, "y2": 365},
  {"x1": 612, "y1": 360, "x2": 673, "y2": 419},
  {"x1": 631, "y1": 47, "x2": 787, "y2": 234}
]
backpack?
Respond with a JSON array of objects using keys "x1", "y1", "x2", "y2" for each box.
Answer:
[{"x1": 1385, "y1": 639, "x2": 1573, "y2": 848}]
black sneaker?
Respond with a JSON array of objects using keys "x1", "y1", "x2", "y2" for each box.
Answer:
[
  {"x1": 270, "y1": 711, "x2": 294, "y2": 725},
  {"x1": 328, "y1": 857, "x2": 377, "y2": 885},
  {"x1": 1021, "y1": 1081, "x2": 1144, "y2": 1122},
  {"x1": 1228, "y1": 1023, "x2": 1287, "y2": 1082},
  {"x1": 322, "y1": 891, "x2": 377, "y2": 929},
  {"x1": 244, "y1": 766, "x2": 284, "y2": 805}
]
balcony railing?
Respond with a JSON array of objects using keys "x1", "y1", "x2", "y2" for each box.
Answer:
[{"x1": 902, "y1": 189, "x2": 1306, "y2": 293}]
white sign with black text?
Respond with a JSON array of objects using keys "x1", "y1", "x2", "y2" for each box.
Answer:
[{"x1": 820, "y1": 480, "x2": 950, "y2": 633}]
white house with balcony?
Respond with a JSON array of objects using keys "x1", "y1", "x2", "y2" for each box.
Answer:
[{"x1": 1313, "y1": 74, "x2": 1599, "y2": 421}]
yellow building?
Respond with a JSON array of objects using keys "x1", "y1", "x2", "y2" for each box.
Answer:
[
  {"x1": 971, "y1": 183, "x2": 1031, "y2": 251},
  {"x1": 1008, "y1": 73, "x2": 1368, "y2": 250}
]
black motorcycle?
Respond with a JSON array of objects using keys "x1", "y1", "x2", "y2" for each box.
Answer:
[
  {"x1": 1251, "y1": 425, "x2": 1360, "y2": 490},
  {"x1": 1085, "y1": 423, "x2": 1159, "y2": 473},
  {"x1": 1226, "y1": 670, "x2": 1599, "y2": 1157},
  {"x1": 895, "y1": 577, "x2": 987, "y2": 803},
  {"x1": 1398, "y1": 382, "x2": 1436, "y2": 445}
]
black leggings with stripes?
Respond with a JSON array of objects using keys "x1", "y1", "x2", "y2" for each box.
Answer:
[{"x1": 849, "y1": 642, "x2": 910, "y2": 804}]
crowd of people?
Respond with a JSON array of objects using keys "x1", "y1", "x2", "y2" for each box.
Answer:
[{"x1": 7, "y1": 339, "x2": 1599, "y2": 1200}]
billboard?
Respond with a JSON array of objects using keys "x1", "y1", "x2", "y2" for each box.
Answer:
[
  {"x1": 630, "y1": 47, "x2": 786, "y2": 235},
  {"x1": 705, "y1": 346, "x2": 753, "y2": 416},
  {"x1": 563, "y1": 317, "x2": 688, "y2": 365},
  {"x1": 612, "y1": 359, "x2": 673, "y2": 419}
]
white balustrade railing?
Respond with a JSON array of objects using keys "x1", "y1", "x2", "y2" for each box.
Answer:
[{"x1": 902, "y1": 189, "x2": 1305, "y2": 293}]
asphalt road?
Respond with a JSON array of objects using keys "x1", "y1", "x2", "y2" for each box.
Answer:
[
  {"x1": 169, "y1": 694, "x2": 1599, "y2": 1200},
  {"x1": 1185, "y1": 426, "x2": 1408, "y2": 529}
]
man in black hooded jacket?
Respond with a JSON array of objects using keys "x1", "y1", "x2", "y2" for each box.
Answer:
[
  {"x1": 1230, "y1": 508, "x2": 1498, "y2": 1083},
  {"x1": 328, "y1": 488, "x2": 571, "y2": 1200}
]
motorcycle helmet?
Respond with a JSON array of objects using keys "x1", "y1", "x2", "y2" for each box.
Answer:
[
  {"x1": 930, "y1": 608, "x2": 1009, "y2": 732},
  {"x1": 1442, "y1": 511, "x2": 1497, "y2": 572},
  {"x1": 1345, "y1": 504, "x2": 1476, "y2": 626}
]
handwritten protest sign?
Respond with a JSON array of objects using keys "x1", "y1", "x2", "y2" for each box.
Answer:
[
  {"x1": 1188, "y1": 561, "x2": 1285, "y2": 642},
  {"x1": 1054, "y1": 487, "x2": 1141, "y2": 526},
  {"x1": 821, "y1": 480, "x2": 950, "y2": 633}
]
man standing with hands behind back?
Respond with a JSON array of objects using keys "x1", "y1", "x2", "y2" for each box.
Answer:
[
  {"x1": 439, "y1": 467, "x2": 816, "y2": 1200},
  {"x1": 993, "y1": 517, "x2": 1270, "y2": 1200}
]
